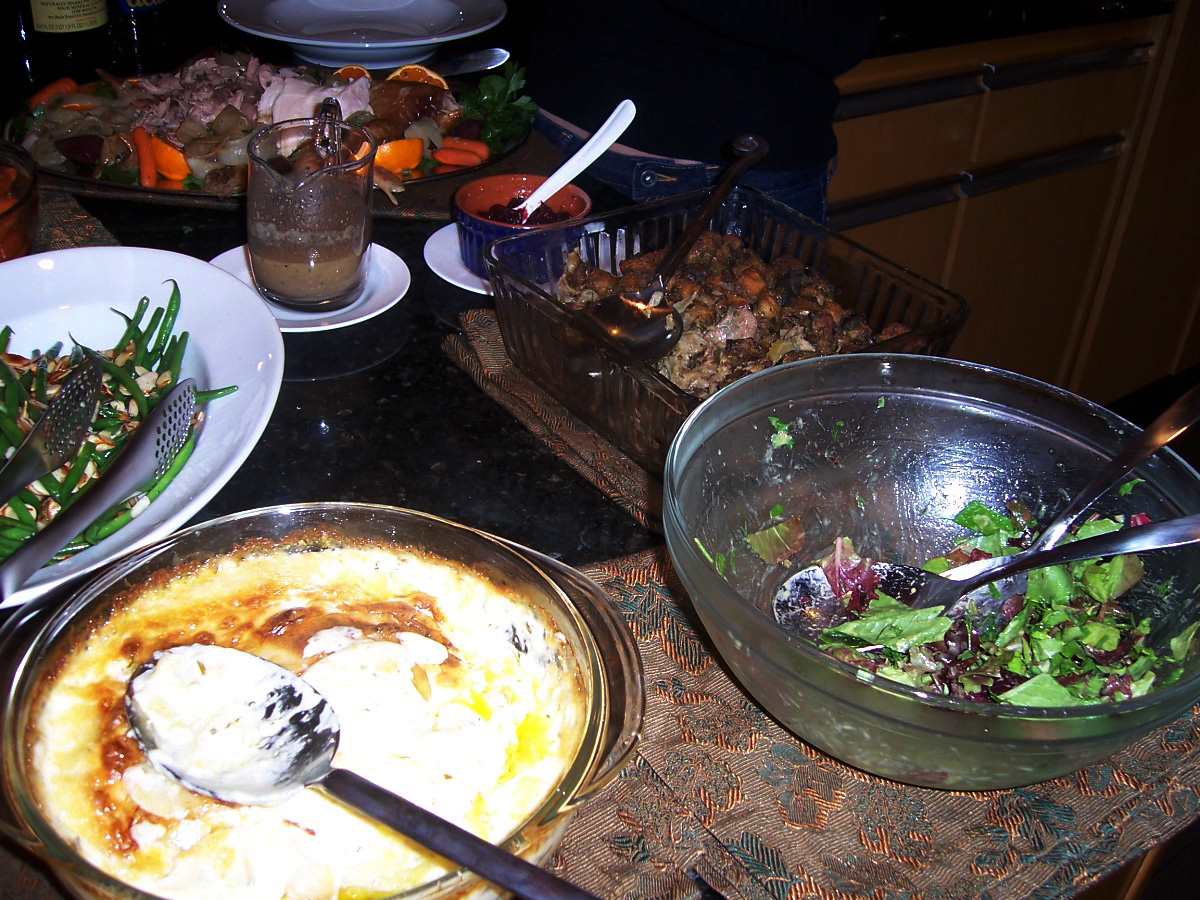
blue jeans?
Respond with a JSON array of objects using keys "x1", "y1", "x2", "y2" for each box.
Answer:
[{"x1": 534, "y1": 111, "x2": 832, "y2": 224}]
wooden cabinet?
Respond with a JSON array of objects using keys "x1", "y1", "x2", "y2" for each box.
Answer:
[{"x1": 829, "y1": 8, "x2": 1200, "y2": 403}]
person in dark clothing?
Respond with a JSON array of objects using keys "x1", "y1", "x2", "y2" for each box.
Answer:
[{"x1": 520, "y1": 0, "x2": 881, "y2": 222}]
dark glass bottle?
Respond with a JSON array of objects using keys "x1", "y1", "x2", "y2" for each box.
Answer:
[
  {"x1": 23, "y1": 0, "x2": 111, "y2": 89},
  {"x1": 108, "y1": 0, "x2": 176, "y2": 76},
  {"x1": 2, "y1": 3, "x2": 36, "y2": 111}
]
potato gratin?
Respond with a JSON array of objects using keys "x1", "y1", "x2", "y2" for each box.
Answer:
[{"x1": 26, "y1": 543, "x2": 588, "y2": 900}]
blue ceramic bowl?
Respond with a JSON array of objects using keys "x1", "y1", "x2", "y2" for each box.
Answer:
[{"x1": 453, "y1": 174, "x2": 591, "y2": 278}]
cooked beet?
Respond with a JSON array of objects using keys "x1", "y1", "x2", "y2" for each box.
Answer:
[{"x1": 55, "y1": 134, "x2": 105, "y2": 165}]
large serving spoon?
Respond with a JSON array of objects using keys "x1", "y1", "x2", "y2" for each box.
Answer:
[
  {"x1": 0, "y1": 379, "x2": 196, "y2": 603},
  {"x1": 771, "y1": 384, "x2": 1200, "y2": 635},
  {"x1": 775, "y1": 512, "x2": 1200, "y2": 635},
  {"x1": 514, "y1": 98, "x2": 636, "y2": 222},
  {"x1": 586, "y1": 134, "x2": 769, "y2": 361},
  {"x1": 0, "y1": 358, "x2": 103, "y2": 510},
  {"x1": 935, "y1": 382, "x2": 1200, "y2": 589},
  {"x1": 126, "y1": 644, "x2": 603, "y2": 900}
]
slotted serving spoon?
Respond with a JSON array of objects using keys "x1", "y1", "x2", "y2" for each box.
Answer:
[
  {"x1": 126, "y1": 644, "x2": 604, "y2": 900},
  {"x1": 586, "y1": 134, "x2": 769, "y2": 360},
  {"x1": 0, "y1": 358, "x2": 103, "y2": 510},
  {"x1": 0, "y1": 379, "x2": 197, "y2": 603}
]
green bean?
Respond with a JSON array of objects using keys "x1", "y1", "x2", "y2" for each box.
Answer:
[
  {"x1": 0, "y1": 356, "x2": 30, "y2": 408},
  {"x1": 84, "y1": 431, "x2": 196, "y2": 544},
  {"x1": 5, "y1": 493, "x2": 37, "y2": 528},
  {"x1": 135, "y1": 307, "x2": 164, "y2": 369},
  {"x1": 57, "y1": 441, "x2": 96, "y2": 503},
  {"x1": 147, "y1": 280, "x2": 181, "y2": 367},
  {"x1": 34, "y1": 363, "x2": 47, "y2": 404},
  {"x1": 0, "y1": 325, "x2": 10, "y2": 353},
  {"x1": 161, "y1": 331, "x2": 189, "y2": 385},
  {"x1": 0, "y1": 523, "x2": 35, "y2": 541},
  {"x1": 34, "y1": 474, "x2": 63, "y2": 505},
  {"x1": 0, "y1": 410, "x2": 25, "y2": 447},
  {"x1": 194, "y1": 385, "x2": 239, "y2": 403},
  {"x1": 85, "y1": 349, "x2": 149, "y2": 420},
  {"x1": 112, "y1": 295, "x2": 150, "y2": 356}
]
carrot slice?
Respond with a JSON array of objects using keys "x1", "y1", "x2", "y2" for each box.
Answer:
[
  {"x1": 431, "y1": 147, "x2": 483, "y2": 168},
  {"x1": 130, "y1": 127, "x2": 158, "y2": 188},
  {"x1": 441, "y1": 136, "x2": 491, "y2": 161},
  {"x1": 28, "y1": 76, "x2": 79, "y2": 111},
  {"x1": 149, "y1": 135, "x2": 191, "y2": 181}
]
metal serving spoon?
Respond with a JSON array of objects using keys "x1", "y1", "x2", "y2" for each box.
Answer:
[
  {"x1": 772, "y1": 384, "x2": 1200, "y2": 635},
  {"x1": 775, "y1": 513, "x2": 1200, "y2": 635},
  {"x1": 936, "y1": 382, "x2": 1200, "y2": 588},
  {"x1": 586, "y1": 134, "x2": 769, "y2": 361},
  {"x1": 430, "y1": 47, "x2": 510, "y2": 78},
  {"x1": 125, "y1": 644, "x2": 603, "y2": 900},
  {"x1": 0, "y1": 358, "x2": 103, "y2": 510},
  {"x1": 0, "y1": 378, "x2": 196, "y2": 603},
  {"x1": 514, "y1": 99, "x2": 636, "y2": 222}
]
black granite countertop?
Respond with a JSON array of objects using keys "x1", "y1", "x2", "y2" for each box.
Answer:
[{"x1": 70, "y1": 192, "x2": 658, "y2": 571}]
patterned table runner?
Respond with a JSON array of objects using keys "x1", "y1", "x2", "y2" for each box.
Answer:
[{"x1": 446, "y1": 312, "x2": 1200, "y2": 900}]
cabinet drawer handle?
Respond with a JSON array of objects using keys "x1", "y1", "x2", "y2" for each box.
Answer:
[
  {"x1": 960, "y1": 135, "x2": 1126, "y2": 195},
  {"x1": 835, "y1": 71, "x2": 985, "y2": 120},
  {"x1": 981, "y1": 43, "x2": 1152, "y2": 91}
]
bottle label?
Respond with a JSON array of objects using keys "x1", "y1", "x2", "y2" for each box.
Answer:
[
  {"x1": 30, "y1": 0, "x2": 109, "y2": 33},
  {"x1": 114, "y1": 0, "x2": 170, "y2": 10}
]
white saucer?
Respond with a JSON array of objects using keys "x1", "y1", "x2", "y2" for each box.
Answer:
[
  {"x1": 424, "y1": 224, "x2": 491, "y2": 295},
  {"x1": 210, "y1": 244, "x2": 410, "y2": 333}
]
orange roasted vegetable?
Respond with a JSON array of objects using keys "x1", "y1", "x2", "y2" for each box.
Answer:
[
  {"x1": 431, "y1": 146, "x2": 483, "y2": 168},
  {"x1": 149, "y1": 135, "x2": 191, "y2": 181},
  {"x1": 440, "y1": 136, "x2": 491, "y2": 160},
  {"x1": 27, "y1": 77, "x2": 78, "y2": 111},
  {"x1": 130, "y1": 127, "x2": 158, "y2": 188}
]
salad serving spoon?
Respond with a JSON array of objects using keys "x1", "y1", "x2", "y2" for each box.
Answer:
[
  {"x1": 514, "y1": 98, "x2": 636, "y2": 222},
  {"x1": 936, "y1": 382, "x2": 1200, "y2": 587},
  {"x1": 775, "y1": 512, "x2": 1200, "y2": 631},
  {"x1": 0, "y1": 358, "x2": 103, "y2": 510},
  {"x1": 773, "y1": 384, "x2": 1200, "y2": 634},
  {"x1": 125, "y1": 644, "x2": 604, "y2": 900},
  {"x1": 586, "y1": 134, "x2": 769, "y2": 361}
]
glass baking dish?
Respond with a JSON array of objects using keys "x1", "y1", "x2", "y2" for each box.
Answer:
[{"x1": 484, "y1": 187, "x2": 969, "y2": 475}]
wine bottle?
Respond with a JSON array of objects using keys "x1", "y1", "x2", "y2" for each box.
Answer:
[
  {"x1": 2, "y1": 3, "x2": 36, "y2": 109},
  {"x1": 24, "y1": 0, "x2": 111, "y2": 88},
  {"x1": 108, "y1": 0, "x2": 177, "y2": 76}
]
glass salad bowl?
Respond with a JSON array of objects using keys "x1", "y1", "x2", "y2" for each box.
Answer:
[{"x1": 662, "y1": 354, "x2": 1200, "y2": 790}]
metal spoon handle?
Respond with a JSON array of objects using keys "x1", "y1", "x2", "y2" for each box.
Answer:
[
  {"x1": 324, "y1": 768, "x2": 604, "y2": 900},
  {"x1": 953, "y1": 512, "x2": 1200, "y2": 598},
  {"x1": 0, "y1": 380, "x2": 196, "y2": 602},
  {"x1": 944, "y1": 382, "x2": 1200, "y2": 583},
  {"x1": 649, "y1": 134, "x2": 769, "y2": 287},
  {"x1": 1034, "y1": 383, "x2": 1200, "y2": 551}
]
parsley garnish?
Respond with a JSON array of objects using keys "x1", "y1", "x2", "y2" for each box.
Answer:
[{"x1": 457, "y1": 64, "x2": 538, "y2": 154}]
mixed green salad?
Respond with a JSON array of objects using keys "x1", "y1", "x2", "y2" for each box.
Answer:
[
  {"x1": 695, "y1": 415, "x2": 1200, "y2": 708},
  {"x1": 768, "y1": 500, "x2": 1198, "y2": 707}
]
